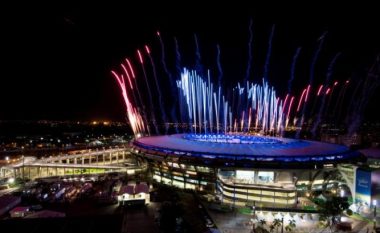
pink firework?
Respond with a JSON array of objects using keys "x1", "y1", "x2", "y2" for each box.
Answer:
[
  {"x1": 286, "y1": 96, "x2": 295, "y2": 128},
  {"x1": 111, "y1": 70, "x2": 144, "y2": 135},
  {"x1": 125, "y1": 58, "x2": 136, "y2": 78},
  {"x1": 145, "y1": 45, "x2": 151, "y2": 54},
  {"x1": 317, "y1": 84, "x2": 323, "y2": 96},
  {"x1": 121, "y1": 64, "x2": 133, "y2": 90},
  {"x1": 137, "y1": 49, "x2": 144, "y2": 64},
  {"x1": 282, "y1": 94, "x2": 289, "y2": 113},
  {"x1": 297, "y1": 88, "x2": 307, "y2": 112},
  {"x1": 304, "y1": 85, "x2": 311, "y2": 103}
]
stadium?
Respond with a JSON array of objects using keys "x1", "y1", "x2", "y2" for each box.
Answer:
[
  {"x1": 131, "y1": 133, "x2": 364, "y2": 208},
  {"x1": 106, "y1": 17, "x2": 380, "y2": 211}
]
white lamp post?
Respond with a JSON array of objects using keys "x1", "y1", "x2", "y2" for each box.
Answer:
[
  {"x1": 373, "y1": 199, "x2": 377, "y2": 230},
  {"x1": 373, "y1": 200, "x2": 377, "y2": 216}
]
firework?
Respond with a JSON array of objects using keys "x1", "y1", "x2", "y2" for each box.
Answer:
[{"x1": 110, "y1": 26, "x2": 378, "y2": 138}]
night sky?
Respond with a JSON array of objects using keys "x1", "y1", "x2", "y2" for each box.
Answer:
[{"x1": 1, "y1": 4, "x2": 379, "y2": 122}]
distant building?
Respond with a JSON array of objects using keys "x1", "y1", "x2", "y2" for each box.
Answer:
[
  {"x1": 117, "y1": 182, "x2": 150, "y2": 205},
  {"x1": 338, "y1": 163, "x2": 380, "y2": 207},
  {"x1": 360, "y1": 148, "x2": 380, "y2": 166}
]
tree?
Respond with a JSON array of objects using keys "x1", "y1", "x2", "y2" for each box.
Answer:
[
  {"x1": 254, "y1": 219, "x2": 269, "y2": 233},
  {"x1": 259, "y1": 219, "x2": 267, "y2": 227},
  {"x1": 270, "y1": 218, "x2": 282, "y2": 233},
  {"x1": 318, "y1": 196, "x2": 350, "y2": 232},
  {"x1": 284, "y1": 219, "x2": 296, "y2": 232}
]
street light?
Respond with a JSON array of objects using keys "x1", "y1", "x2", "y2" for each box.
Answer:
[
  {"x1": 373, "y1": 200, "x2": 377, "y2": 217},
  {"x1": 7, "y1": 177, "x2": 15, "y2": 184},
  {"x1": 252, "y1": 201, "x2": 256, "y2": 215},
  {"x1": 252, "y1": 201, "x2": 256, "y2": 232},
  {"x1": 22, "y1": 155, "x2": 25, "y2": 180},
  {"x1": 281, "y1": 215, "x2": 284, "y2": 233},
  {"x1": 373, "y1": 200, "x2": 377, "y2": 231}
]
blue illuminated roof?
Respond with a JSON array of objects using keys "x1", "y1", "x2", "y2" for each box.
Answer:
[{"x1": 135, "y1": 134, "x2": 351, "y2": 157}]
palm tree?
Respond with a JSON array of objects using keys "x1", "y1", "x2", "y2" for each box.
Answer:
[
  {"x1": 285, "y1": 219, "x2": 296, "y2": 232},
  {"x1": 269, "y1": 224, "x2": 276, "y2": 233},
  {"x1": 271, "y1": 218, "x2": 282, "y2": 233},
  {"x1": 318, "y1": 196, "x2": 349, "y2": 232},
  {"x1": 254, "y1": 219, "x2": 270, "y2": 233},
  {"x1": 259, "y1": 219, "x2": 267, "y2": 227}
]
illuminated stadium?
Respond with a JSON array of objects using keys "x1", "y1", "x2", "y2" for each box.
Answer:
[
  {"x1": 109, "y1": 26, "x2": 377, "y2": 208},
  {"x1": 131, "y1": 133, "x2": 364, "y2": 208}
]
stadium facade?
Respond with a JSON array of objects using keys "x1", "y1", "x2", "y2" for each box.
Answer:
[{"x1": 131, "y1": 134, "x2": 364, "y2": 208}]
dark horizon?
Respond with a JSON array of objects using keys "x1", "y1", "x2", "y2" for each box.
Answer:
[{"x1": 1, "y1": 4, "x2": 379, "y2": 122}]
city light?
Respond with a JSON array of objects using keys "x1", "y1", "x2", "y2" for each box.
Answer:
[{"x1": 7, "y1": 177, "x2": 15, "y2": 184}]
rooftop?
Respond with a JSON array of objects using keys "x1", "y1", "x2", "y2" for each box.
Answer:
[{"x1": 135, "y1": 134, "x2": 352, "y2": 157}]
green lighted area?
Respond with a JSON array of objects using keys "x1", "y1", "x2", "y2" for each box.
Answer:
[{"x1": 64, "y1": 168, "x2": 106, "y2": 175}]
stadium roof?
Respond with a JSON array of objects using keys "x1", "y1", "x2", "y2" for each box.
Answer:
[{"x1": 135, "y1": 134, "x2": 351, "y2": 157}]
